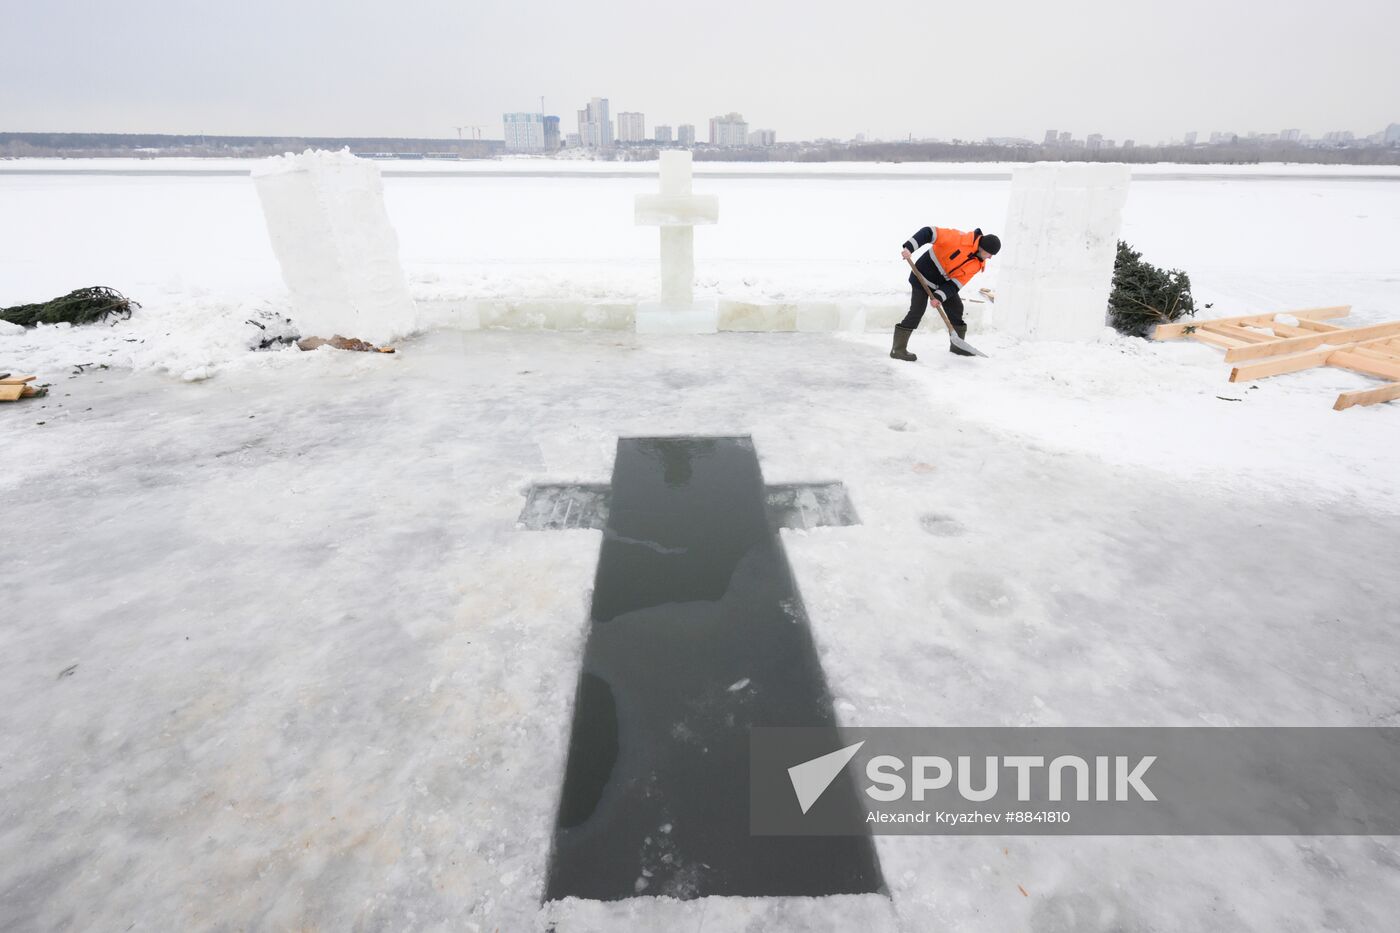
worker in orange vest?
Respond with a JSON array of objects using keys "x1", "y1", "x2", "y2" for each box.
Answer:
[{"x1": 893, "y1": 226, "x2": 1000, "y2": 361}]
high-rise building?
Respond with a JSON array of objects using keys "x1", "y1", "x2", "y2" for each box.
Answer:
[
  {"x1": 616, "y1": 112, "x2": 646, "y2": 143},
  {"x1": 1184, "y1": 131, "x2": 1198, "y2": 146},
  {"x1": 503, "y1": 113, "x2": 546, "y2": 151},
  {"x1": 1058, "y1": 131, "x2": 1071, "y2": 145},
  {"x1": 1087, "y1": 133, "x2": 1104, "y2": 150},
  {"x1": 576, "y1": 97, "x2": 613, "y2": 148},
  {"x1": 1122, "y1": 139, "x2": 1135, "y2": 149},
  {"x1": 1280, "y1": 128, "x2": 1302, "y2": 142},
  {"x1": 748, "y1": 129, "x2": 776, "y2": 147},
  {"x1": 654, "y1": 125, "x2": 673, "y2": 144},
  {"x1": 1386, "y1": 123, "x2": 1400, "y2": 145},
  {"x1": 709, "y1": 112, "x2": 749, "y2": 147},
  {"x1": 543, "y1": 116, "x2": 560, "y2": 150},
  {"x1": 678, "y1": 124, "x2": 696, "y2": 147},
  {"x1": 1044, "y1": 129, "x2": 1057, "y2": 145}
]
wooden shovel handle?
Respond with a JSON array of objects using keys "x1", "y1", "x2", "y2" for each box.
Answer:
[{"x1": 904, "y1": 256, "x2": 958, "y2": 337}]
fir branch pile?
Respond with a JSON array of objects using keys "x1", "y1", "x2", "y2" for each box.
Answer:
[
  {"x1": 1, "y1": 286, "x2": 139, "y2": 327},
  {"x1": 1108, "y1": 242, "x2": 1198, "y2": 337}
]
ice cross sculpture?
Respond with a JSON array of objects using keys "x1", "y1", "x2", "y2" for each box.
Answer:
[
  {"x1": 633, "y1": 151, "x2": 720, "y2": 334},
  {"x1": 518, "y1": 437, "x2": 878, "y2": 901}
]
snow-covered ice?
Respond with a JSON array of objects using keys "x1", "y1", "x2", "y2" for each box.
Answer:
[{"x1": 2, "y1": 160, "x2": 1399, "y2": 931}]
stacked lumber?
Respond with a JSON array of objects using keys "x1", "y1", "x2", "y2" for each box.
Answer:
[
  {"x1": 1153, "y1": 306, "x2": 1400, "y2": 411},
  {"x1": 0, "y1": 374, "x2": 46, "y2": 402}
]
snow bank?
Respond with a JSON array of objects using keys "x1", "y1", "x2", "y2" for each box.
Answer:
[{"x1": 0, "y1": 296, "x2": 298, "y2": 383}]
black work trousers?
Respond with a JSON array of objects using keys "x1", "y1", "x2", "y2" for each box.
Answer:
[{"x1": 900, "y1": 278, "x2": 965, "y2": 330}]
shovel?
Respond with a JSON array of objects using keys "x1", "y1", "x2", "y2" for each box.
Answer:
[{"x1": 905, "y1": 256, "x2": 988, "y2": 358}]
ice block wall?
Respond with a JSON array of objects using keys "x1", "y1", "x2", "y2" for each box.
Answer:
[
  {"x1": 987, "y1": 162, "x2": 1130, "y2": 341},
  {"x1": 251, "y1": 149, "x2": 415, "y2": 345}
]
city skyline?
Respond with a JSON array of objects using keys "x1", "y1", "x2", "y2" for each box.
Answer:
[
  {"x1": 5, "y1": 1, "x2": 1398, "y2": 145},
  {"x1": 502, "y1": 94, "x2": 1393, "y2": 150}
]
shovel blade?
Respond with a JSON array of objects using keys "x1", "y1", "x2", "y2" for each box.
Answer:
[{"x1": 950, "y1": 333, "x2": 988, "y2": 358}]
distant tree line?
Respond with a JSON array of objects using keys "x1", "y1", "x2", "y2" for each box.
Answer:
[
  {"x1": 783, "y1": 141, "x2": 1400, "y2": 166},
  {"x1": 608, "y1": 140, "x2": 1400, "y2": 166},
  {"x1": 3, "y1": 131, "x2": 1397, "y2": 166},
  {"x1": 0, "y1": 132, "x2": 502, "y2": 159}
]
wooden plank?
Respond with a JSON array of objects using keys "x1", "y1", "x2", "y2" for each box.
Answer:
[
  {"x1": 1152, "y1": 305, "x2": 1350, "y2": 340},
  {"x1": 1329, "y1": 352, "x2": 1400, "y2": 381},
  {"x1": 1293, "y1": 318, "x2": 1347, "y2": 333},
  {"x1": 1350, "y1": 345, "x2": 1400, "y2": 363},
  {"x1": 1229, "y1": 334, "x2": 1400, "y2": 381},
  {"x1": 1285, "y1": 305, "x2": 1353, "y2": 321},
  {"x1": 0, "y1": 374, "x2": 37, "y2": 384},
  {"x1": 1203, "y1": 323, "x2": 1278, "y2": 344},
  {"x1": 1189, "y1": 330, "x2": 1248, "y2": 350},
  {"x1": 1335, "y1": 382, "x2": 1400, "y2": 411},
  {"x1": 1230, "y1": 346, "x2": 1337, "y2": 382},
  {"x1": 1265, "y1": 322, "x2": 1318, "y2": 338},
  {"x1": 0, "y1": 384, "x2": 26, "y2": 401},
  {"x1": 1224, "y1": 320, "x2": 1400, "y2": 363}
]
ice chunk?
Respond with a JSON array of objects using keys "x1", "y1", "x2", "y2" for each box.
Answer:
[
  {"x1": 986, "y1": 162, "x2": 1130, "y2": 341},
  {"x1": 251, "y1": 149, "x2": 416, "y2": 345}
]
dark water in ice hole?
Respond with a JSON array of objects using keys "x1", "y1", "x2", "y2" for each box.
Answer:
[{"x1": 543, "y1": 436, "x2": 884, "y2": 902}]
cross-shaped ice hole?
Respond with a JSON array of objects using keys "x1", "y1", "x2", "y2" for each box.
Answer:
[{"x1": 520, "y1": 437, "x2": 882, "y2": 902}]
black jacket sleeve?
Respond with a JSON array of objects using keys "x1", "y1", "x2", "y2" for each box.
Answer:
[{"x1": 902, "y1": 226, "x2": 934, "y2": 253}]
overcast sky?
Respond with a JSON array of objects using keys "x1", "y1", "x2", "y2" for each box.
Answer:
[{"x1": 4, "y1": 0, "x2": 1397, "y2": 143}]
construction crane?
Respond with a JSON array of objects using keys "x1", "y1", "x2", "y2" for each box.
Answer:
[{"x1": 453, "y1": 125, "x2": 484, "y2": 140}]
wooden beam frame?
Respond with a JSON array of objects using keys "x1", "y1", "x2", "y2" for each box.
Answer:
[
  {"x1": 1229, "y1": 335, "x2": 1400, "y2": 382},
  {"x1": 1152, "y1": 305, "x2": 1350, "y2": 340},
  {"x1": 1223, "y1": 320, "x2": 1400, "y2": 363}
]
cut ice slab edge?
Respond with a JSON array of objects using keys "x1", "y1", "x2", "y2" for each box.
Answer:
[
  {"x1": 635, "y1": 300, "x2": 721, "y2": 334},
  {"x1": 541, "y1": 892, "x2": 896, "y2": 930},
  {"x1": 417, "y1": 298, "x2": 912, "y2": 333},
  {"x1": 517, "y1": 482, "x2": 859, "y2": 531}
]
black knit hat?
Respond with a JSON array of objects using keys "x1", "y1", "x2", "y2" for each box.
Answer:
[{"x1": 979, "y1": 233, "x2": 1002, "y2": 256}]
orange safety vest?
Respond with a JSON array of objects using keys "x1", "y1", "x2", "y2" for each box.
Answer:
[{"x1": 931, "y1": 228, "x2": 988, "y2": 287}]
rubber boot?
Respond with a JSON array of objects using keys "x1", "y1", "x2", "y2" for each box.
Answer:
[
  {"x1": 949, "y1": 321, "x2": 975, "y2": 356},
  {"x1": 890, "y1": 325, "x2": 918, "y2": 362}
]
